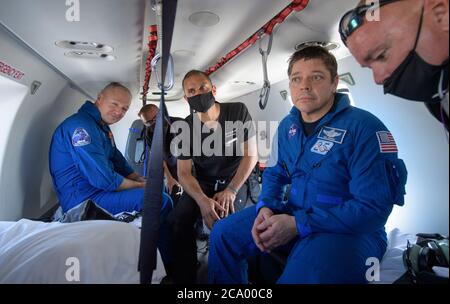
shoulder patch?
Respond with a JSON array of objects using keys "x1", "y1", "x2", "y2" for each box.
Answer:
[
  {"x1": 72, "y1": 128, "x2": 91, "y2": 147},
  {"x1": 376, "y1": 131, "x2": 398, "y2": 153}
]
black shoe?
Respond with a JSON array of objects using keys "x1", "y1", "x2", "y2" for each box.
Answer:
[
  {"x1": 160, "y1": 275, "x2": 174, "y2": 284},
  {"x1": 197, "y1": 231, "x2": 209, "y2": 242}
]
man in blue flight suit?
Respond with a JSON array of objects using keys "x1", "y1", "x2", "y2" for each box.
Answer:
[
  {"x1": 208, "y1": 46, "x2": 408, "y2": 284},
  {"x1": 49, "y1": 82, "x2": 172, "y2": 215}
]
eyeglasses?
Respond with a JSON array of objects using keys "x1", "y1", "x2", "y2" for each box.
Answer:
[{"x1": 339, "y1": 0, "x2": 400, "y2": 46}]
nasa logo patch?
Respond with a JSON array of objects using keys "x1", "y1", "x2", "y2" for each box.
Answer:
[{"x1": 288, "y1": 124, "x2": 298, "y2": 138}]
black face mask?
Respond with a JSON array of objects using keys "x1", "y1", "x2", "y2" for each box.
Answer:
[
  {"x1": 143, "y1": 121, "x2": 156, "y2": 139},
  {"x1": 187, "y1": 91, "x2": 216, "y2": 113},
  {"x1": 144, "y1": 124, "x2": 154, "y2": 145},
  {"x1": 383, "y1": 8, "x2": 449, "y2": 103},
  {"x1": 146, "y1": 122, "x2": 156, "y2": 131}
]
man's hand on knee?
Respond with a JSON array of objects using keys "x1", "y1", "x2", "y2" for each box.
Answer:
[
  {"x1": 258, "y1": 214, "x2": 297, "y2": 251},
  {"x1": 251, "y1": 207, "x2": 273, "y2": 252},
  {"x1": 199, "y1": 197, "x2": 226, "y2": 229},
  {"x1": 213, "y1": 189, "x2": 236, "y2": 218}
]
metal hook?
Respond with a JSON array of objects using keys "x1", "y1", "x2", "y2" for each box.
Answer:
[
  {"x1": 151, "y1": 53, "x2": 175, "y2": 91},
  {"x1": 259, "y1": 82, "x2": 270, "y2": 110},
  {"x1": 258, "y1": 33, "x2": 273, "y2": 110},
  {"x1": 258, "y1": 32, "x2": 273, "y2": 57}
]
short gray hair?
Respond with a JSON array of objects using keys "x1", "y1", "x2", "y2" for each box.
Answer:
[{"x1": 100, "y1": 82, "x2": 131, "y2": 96}]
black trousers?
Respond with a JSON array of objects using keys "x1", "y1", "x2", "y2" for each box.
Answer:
[{"x1": 167, "y1": 179, "x2": 248, "y2": 284}]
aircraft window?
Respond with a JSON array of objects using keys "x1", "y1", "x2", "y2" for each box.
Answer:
[
  {"x1": 135, "y1": 139, "x2": 145, "y2": 164},
  {"x1": 0, "y1": 76, "x2": 28, "y2": 218}
]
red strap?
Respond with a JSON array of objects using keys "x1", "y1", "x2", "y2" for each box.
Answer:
[
  {"x1": 205, "y1": 0, "x2": 309, "y2": 75},
  {"x1": 142, "y1": 25, "x2": 159, "y2": 104}
]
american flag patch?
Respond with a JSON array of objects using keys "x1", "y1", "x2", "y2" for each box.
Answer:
[{"x1": 376, "y1": 131, "x2": 398, "y2": 153}]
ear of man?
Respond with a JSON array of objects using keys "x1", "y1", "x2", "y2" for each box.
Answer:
[{"x1": 426, "y1": 0, "x2": 449, "y2": 33}]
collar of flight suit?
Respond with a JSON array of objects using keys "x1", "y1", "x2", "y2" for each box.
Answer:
[
  {"x1": 78, "y1": 101, "x2": 111, "y2": 132},
  {"x1": 78, "y1": 101, "x2": 102, "y2": 124},
  {"x1": 288, "y1": 93, "x2": 351, "y2": 132}
]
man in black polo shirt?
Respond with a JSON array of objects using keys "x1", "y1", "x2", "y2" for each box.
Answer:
[{"x1": 168, "y1": 70, "x2": 258, "y2": 284}]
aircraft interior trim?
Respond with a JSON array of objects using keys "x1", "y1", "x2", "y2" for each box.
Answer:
[{"x1": 0, "y1": 0, "x2": 448, "y2": 286}]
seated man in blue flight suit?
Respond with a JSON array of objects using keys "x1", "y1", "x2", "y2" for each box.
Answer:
[
  {"x1": 208, "y1": 46, "x2": 408, "y2": 284},
  {"x1": 49, "y1": 82, "x2": 172, "y2": 267},
  {"x1": 49, "y1": 82, "x2": 172, "y2": 214}
]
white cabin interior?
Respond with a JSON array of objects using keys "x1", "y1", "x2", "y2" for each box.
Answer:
[{"x1": 0, "y1": 0, "x2": 448, "y2": 284}]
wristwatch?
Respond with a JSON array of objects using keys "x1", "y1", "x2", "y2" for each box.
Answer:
[{"x1": 227, "y1": 183, "x2": 239, "y2": 195}]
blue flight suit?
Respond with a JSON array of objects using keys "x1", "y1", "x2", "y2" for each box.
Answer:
[
  {"x1": 49, "y1": 101, "x2": 173, "y2": 267},
  {"x1": 49, "y1": 101, "x2": 172, "y2": 214},
  {"x1": 208, "y1": 93, "x2": 407, "y2": 284}
]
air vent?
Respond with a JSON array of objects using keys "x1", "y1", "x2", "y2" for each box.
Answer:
[
  {"x1": 56, "y1": 40, "x2": 114, "y2": 53},
  {"x1": 231, "y1": 81, "x2": 256, "y2": 86},
  {"x1": 189, "y1": 11, "x2": 220, "y2": 27},
  {"x1": 339, "y1": 72, "x2": 356, "y2": 86},
  {"x1": 280, "y1": 90, "x2": 288, "y2": 101},
  {"x1": 65, "y1": 51, "x2": 115, "y2": 61},
  {"x1": 145, "y1": 88, "x2": 184, "y2": 102},
  {"x1": 295, "y1": 41, "x2": 340, "y2": 52}
]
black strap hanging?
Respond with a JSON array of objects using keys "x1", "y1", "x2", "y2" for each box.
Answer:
[{"x1": 138, "y1": 0, "x2": 178, "y2": 284}]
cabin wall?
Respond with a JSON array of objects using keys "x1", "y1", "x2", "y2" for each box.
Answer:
[
  {"x1": 234, "y1": 82, "x2": 292, "y2": 127},
  {"x1": 225, "y1": 80, "x2": 292, "y2": 164},
  {"x1": 111, "y1": 100, "x2": 191, "y2": 155},
  {"x1": 229, "y1": 55, "x2": 449, "y2": 235},
  {"x1": 0, "y1": 26, "x2": 88, "y2": 221}
]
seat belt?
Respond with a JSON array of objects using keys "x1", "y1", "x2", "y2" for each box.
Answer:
[
  {"x1": 138, "y1": 0, "x2": 178, "y2": 284},
  {"x1": 124, "y1": 119, "x2": 145, "y2": 176}
]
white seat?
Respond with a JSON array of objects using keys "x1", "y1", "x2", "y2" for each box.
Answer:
[
  {"x1": 0, "y1": 219, "x2": 166, "y2": 284},
  {"x1": 374, "y1": 228, "x2": 416, "y2": 284}
]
